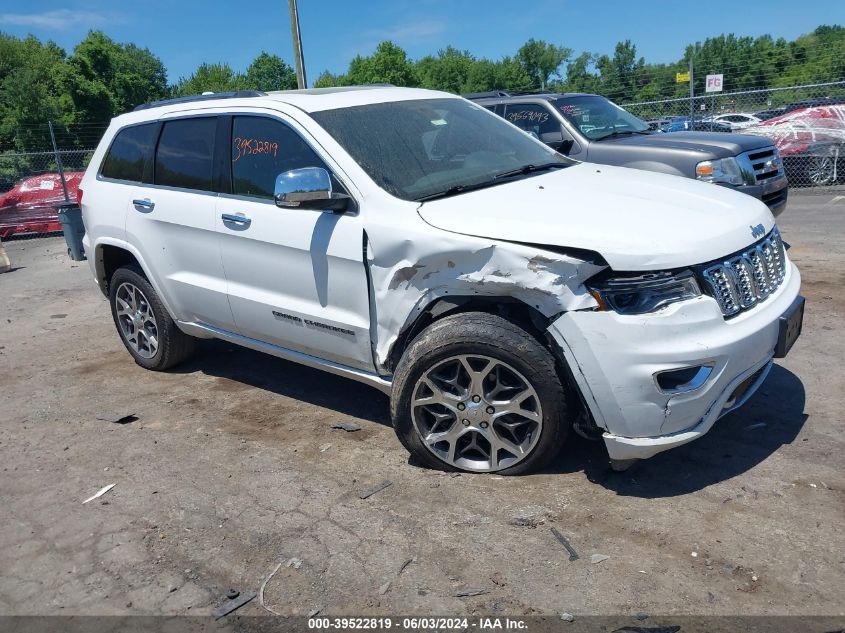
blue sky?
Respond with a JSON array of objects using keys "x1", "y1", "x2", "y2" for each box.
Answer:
[{"x1": 1, "y1": 0, "x2": 842, "y2": 83}]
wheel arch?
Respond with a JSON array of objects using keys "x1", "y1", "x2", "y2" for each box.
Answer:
[
  {"x1": 95, "y1": 242, "x2": 140, "y2": 295},
  {"x1": 387, "y1": 295, "x2": 552, "y2": 372},
  {"x1": 93, "y1": 240, "x2": 180, "y2": 322},
  {"x1": 387, "y1": 295, "x2": 599, "y2": 435}
]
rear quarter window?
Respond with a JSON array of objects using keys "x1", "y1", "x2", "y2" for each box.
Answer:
[{"x1": 100, "y1": 123, "x2": 159, "y2": 182}]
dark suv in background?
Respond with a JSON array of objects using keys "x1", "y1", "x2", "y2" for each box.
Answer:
[{"x1": 467, "y1": 91, "x2": 789, "y2": 216}]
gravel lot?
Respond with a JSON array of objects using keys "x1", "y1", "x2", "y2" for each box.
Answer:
[{"x1": 0, "y1": 191, "x2": 843, "y2": 624}]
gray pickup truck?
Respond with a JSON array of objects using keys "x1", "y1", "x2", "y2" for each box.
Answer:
[{"x1": 467, "y1": 91, "x2": 788, "y2": 216}]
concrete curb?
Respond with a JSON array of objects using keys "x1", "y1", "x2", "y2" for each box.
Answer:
[{"x1": 0, "y1": 237, "x2": 11, "y2": 273}]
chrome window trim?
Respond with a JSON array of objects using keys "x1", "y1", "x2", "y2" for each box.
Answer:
[{"x1": 97, "y1": 171, "x2": 220, "y2": 199}]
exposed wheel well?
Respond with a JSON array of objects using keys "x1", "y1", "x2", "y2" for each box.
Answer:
[
  {"x1": 388, "y1": 295, "x2": 600, "y2": 436},
  {"x1": 388, "y1": 296, "x2": 550, "y2": 370},
  {"x1": 96, "y1": 245, "x2": 140, "y2": 295}
]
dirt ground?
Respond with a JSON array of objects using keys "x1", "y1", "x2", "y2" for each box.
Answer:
[{"x1": 0, "y1": 190, "x2": 843, "y2": 624}]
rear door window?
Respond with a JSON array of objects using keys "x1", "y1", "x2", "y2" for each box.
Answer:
[
  {"x1": 100, "y1": 123, "x2": 159, "y2": 182},
  {"x1": 155, "y1": 117, "x2": 217, "y2": 191},
  {"x1": 231, "y1": 116, "x2": 332, "y2": 200}
]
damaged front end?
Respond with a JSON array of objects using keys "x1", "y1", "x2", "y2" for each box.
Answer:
[{"x1": 365, "y1": 226, "x2": 606, "y2": 374}]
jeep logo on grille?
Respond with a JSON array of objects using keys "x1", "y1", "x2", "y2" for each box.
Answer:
[{"x1": 750, "y1": 223, "x2": 766, "y2": 239}]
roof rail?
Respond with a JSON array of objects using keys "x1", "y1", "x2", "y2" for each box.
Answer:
[
  {"x1": 507, "y1": 89, "x2": 551, "y2": 96},
  {"x1": 463, "y1": 90, "x2": 513, "y2": 100},
  {"x1": 133, "y1": 90, "x2": 267, "y2": 112},
  {"x1": 463, "y1": 89, "x2": 563, "y2": 100}
]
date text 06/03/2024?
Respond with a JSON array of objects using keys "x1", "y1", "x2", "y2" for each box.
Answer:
[{"x1": 307, "y1": 617, "x2": 529, "y2": 630}]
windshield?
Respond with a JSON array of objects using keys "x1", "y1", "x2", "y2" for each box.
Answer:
[
  {"x1": 310, "y1": 98, "x2": 569, "y2": 201},
  {"x1": 554, "y1": 95, "x2": 649, "y2": 140}
]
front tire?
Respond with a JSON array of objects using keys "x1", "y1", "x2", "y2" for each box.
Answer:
[
  {"x1": 109, "y1": 264, "x2": 195, "y2": 371},
  {"x1": 391, "y1": 312, "x2": 570, "y2": 474}
]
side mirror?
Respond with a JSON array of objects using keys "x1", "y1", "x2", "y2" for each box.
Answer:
[
  {"x1": 274, "y1": 167, "x2": 350, "y2": 212},
  {"x1": 540, "y1": 131, "x2": 574, "y2": 154}
]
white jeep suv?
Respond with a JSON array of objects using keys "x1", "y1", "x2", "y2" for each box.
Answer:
[{"x1": 80, "y1": 86, "x2": 804, "y2": 474}]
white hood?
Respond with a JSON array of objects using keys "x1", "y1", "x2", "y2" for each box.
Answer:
[{"x1": 417, "y1": 163, "x2": 774, "y2": 271}]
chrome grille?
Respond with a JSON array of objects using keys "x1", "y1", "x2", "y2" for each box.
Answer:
[
  {"x1": 739, "y1": 146, "x2": 783, "y2": 183},
  {"x1": 700, "y1": 228, "x2": 788, "y2": 317}
]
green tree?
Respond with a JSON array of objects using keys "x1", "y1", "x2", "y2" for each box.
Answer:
[
  {"x1": 462, "y1": 57, "x2": 533, "y2": 93},
  {"x1": 62, "y1": 31, "x2": 167, "y2": 119},
  {"x1": 112, "y1": 43, "x2": 168, "y2": 109},
  {"x1": 0, "y1": 34, "x2": 66, "y2": 150},
  {"x1": 595, "y1": 40, "x2": 645, "y2": 102},
  {"x1": 313, "y1": 70, "x2": 342, "y2": 88},
  {"x1": 562, "y1": 52, "x2": 599, "y2": 93},
  {"x1": 415, "y1": 46, "x2": 475, "y2": 93},
  {"x1": 344, "y1": 41, "x2": 417, "y2": 86},
  {"x1": 2, "y1": 24, "x2": 845, "y2": 153},
  {"x1": 240, "y1": 52, "x2": 297, "y2": 91},
  {"x1": 516, "y1": 39, "x2": 571, "y2": 90},
  {"x1": 173, "y1": 62, "x2": 240, "y2": 96},
  {"x1": 491, "y1": 57, "x2": 534, "y2": 91}
]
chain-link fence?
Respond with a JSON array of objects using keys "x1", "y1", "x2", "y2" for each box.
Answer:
[
  {"x1": 0, "y1": 149, "x2": 94, "y2": 240},
  {"x1": 623, "y1": 81, "x2": 845, "y2": 189},
  {"x1": 1, "y1": 80, "x2": 843, "y2": 243}
]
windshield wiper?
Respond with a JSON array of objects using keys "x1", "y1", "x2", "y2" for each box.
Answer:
[
  {"x1": 595, "y1": 129, "x2": 651, "y2": 140},
  {"x1": 415, "y1": 179, "x2": 502, "y2": 202},
  {"x1": 415, "y1": 162, "x2": 568, "y2": 202},
  {"x1": 492, "y1": 162, "x2": 568, "y2": 180}
]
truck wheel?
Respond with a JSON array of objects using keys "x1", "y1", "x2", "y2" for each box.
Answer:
[
  {"x1": 391, "y1": 312, "x2": 569, "y2": 474},
  {"x1": 109, "y1": 264, "x2": 195, "y2": 371}
]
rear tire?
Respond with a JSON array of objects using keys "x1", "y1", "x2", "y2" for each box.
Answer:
[
  {"x1": 109, "y1": 264, "x2": 195, "y2": 370},
  {"x1": 391, "y1": 312, "x2": 570, "y2": 475}
]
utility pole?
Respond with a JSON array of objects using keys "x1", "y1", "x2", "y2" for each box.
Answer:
[
  {"x1": 288, "y1": 0, "x2": 307, "y2": 89},
  {"x1": 689, "y1": 59, "x2": 694, "y2": 130}
]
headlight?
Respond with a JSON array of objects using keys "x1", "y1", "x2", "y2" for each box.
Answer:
[
  {"x1": 587, "y1": 271, "x2": 701, "y2": 315},
  {"x1": 695, "y1": 157, "x2": 745, "y2": 185}
]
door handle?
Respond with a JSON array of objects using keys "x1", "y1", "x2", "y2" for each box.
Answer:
[
  {"x1": 221, "y1": 213, "x2": 251, "y2": 226},
  {"x1": 132, "y1": 198, "x2": 155, "y2": 211}
]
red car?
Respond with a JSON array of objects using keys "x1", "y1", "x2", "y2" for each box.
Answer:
[
  {"x1": 0, "y1": 172, "x2": 83, "y2": 238},
  {"x1": 743, "y1": 105, "x2": 845, "y2": 187}
]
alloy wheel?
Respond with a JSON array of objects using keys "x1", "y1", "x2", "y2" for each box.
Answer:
[
  {"x1": 115, "y1": 282, "x2": 159, "y2": 359},
  {"x1": 807, "y1": 155, "x2": 835, "y2": 186},
  {"x1": 411, "y1": 354, "x2": 543, "y2": 472}
]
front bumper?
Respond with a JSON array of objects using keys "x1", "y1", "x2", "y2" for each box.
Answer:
[{"x1": 548, "y1": 261, "x2": 801, "y2": 461}]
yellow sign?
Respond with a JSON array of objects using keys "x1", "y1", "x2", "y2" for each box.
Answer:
[{"x1": 676, "y1": 71, "x2": 690, "y2": 83}]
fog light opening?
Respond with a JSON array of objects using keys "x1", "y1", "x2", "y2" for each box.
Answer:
[{"x1": 655, "y1": 365, "x2": 713, "y2": 394}]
